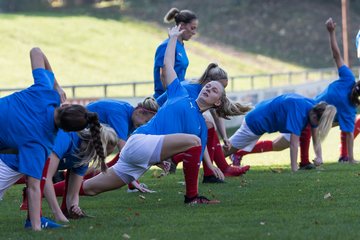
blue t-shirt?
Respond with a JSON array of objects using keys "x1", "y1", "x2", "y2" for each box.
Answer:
[
  {"x1": 156, "y1": 81, "x2": 202, "y2": 106},
  {"x1": 52, "y1": 130, "x2": 88, "y2": 176},
  {"x1": 153, "y1": 38, "x2": 189, "y2": 99},
  {"x1": 87, "y1": 100, "x2": 134, "y2": 141},
  {"x1": 0, "y1": 68, "x2": 60, "y2": 179},
  {"x1": 315, "y1": 65, "x2": 356, "y2": 132},
  {"x1": 246, "y1": 93, "x2": 315, "y2": 136},
  {"x1": 135, "y1": 79, "x2": 207, "y2": 160}
]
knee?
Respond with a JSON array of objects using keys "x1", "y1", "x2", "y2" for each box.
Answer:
[{"x1": 188, "y1": 135, "x2": 201, "y2": 147}]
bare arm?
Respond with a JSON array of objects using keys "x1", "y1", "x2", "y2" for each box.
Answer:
[
  {"x1": 325, "y1": 18, "x2": 344, "y2": 69},
  {"x1": 345, "y1": 132, "x2": 357, "y2": 163},
  {"x1": 43, "y1": 153, "x2": 69, "y2": 222},
  {"x1": 289, "y1": 134, "x2": 300, "y2": 172},
  {"x1": 163, "y1": 25, "x2": 184, "y2": 88},
  {"x1": 203, "y1": 147, "x2": 224, "y2": 180},
  {"x1": 30, "y1": 47, "x2": 66, "y2": 103},
  {"x1": 210, "y1": 109, "x2": 231, "y2": 150},
  {"x1": 311, "y1": 128, "x2": 323, "y2": 166}
]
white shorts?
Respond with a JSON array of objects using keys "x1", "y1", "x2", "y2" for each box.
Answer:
[
  {"x1": 112, "y1": 134, "x2": 164, "y2": 184},
  {"x1": 229, "y1": 120, "x2": 261, "y2": 152},
  {"x1": 0, "y1": 159, "x2": 24, "y2": 200},
  {"x1": 281, "y1": 133, "x2": 291, "y2": 142}
]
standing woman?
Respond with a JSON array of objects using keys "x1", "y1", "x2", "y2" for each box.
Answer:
[
  {"x1": 153, "y1": 8, "x2": 198, "y2": 98},
  {"x1": 44, "y1": 125, "x2": 118, "y2": 223},
  {"x1": 78, "y1": 25, "x2": 244, "y2": 205},
  {"x1": 0, "y1": 48, "x2": 95, "y2": 230},
  {"x1": 224, "y1": 93, "x2": 336, "y2": 172}
]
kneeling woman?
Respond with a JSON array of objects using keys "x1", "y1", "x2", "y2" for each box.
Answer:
[
  {"x1": 44, "y1": 123, "x2": 118, "y2": 222},
  {"x1": 224, "y1": 93, "x2": 336, "y2": 172},
  {"x1": 78, "y1": 25, "x2": 244, "y2": 204}
]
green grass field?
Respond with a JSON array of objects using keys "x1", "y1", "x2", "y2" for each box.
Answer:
[{"x1": 2, "y1": 127, "x2": 360, "y2": 239}]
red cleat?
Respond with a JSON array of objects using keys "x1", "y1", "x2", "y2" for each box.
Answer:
[{"x1": 223, "y1": 165, "x2": 250, "y2": 177}]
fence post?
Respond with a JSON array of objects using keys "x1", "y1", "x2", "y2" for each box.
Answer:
[
  {"x1": 133, "y1": 83, "x2": 136, "y2": 97},
  {"x1": 269, "y1": 74, "x2": 273, "y2": 87},
  {"x1": 288, "y1": 72, "x2": 292, "y2": 84},
  {"x1": 251, "y1": 76, "x2": 254, "y2": 89},
  {"x1": 104, "y1": 84, "x2": 108, "y2": 98},
  {"x1": 231, "y1": 77, "x2": 234, "y2": 91},
  {"x1": 72, "y1": 86, "x2": 76, "y2": 98}
]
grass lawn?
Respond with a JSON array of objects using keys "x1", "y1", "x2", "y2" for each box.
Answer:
[
  {"x1": 2, "y1": 127, "x2": 360, "y2": 239},
  {"x1": 0, "y1": 12, "x2": 305, "y2": 98}
]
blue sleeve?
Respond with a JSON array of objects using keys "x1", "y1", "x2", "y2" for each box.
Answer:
[
  {"x1": 71, "y1": 164, "x2": 89, "y2": 176},
  {"x1": 154, "y1": 43, "x2": 167, "y2": 68},
  {"x1": 338, "y1": 109, "x2": 356, "y2": 132},
  {"x1": 338, "y1": 65, "x2": 355, "y2": 82},
  {"x1": 52, "y1": 131, "x2": 72, "y2": 160},
  {"x1": 167, "y1": 78, "x2": 188, "y2": 100},
  {"x1": 156, "y1": 92, "x2": 168, "y2": 107},
  {"x1": 32, "y1": 68, "x2": 55, "y2": 89}
]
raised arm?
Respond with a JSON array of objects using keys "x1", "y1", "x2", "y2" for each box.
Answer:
[
  {"x1": 325, "y1": 18, "x2": 344, "y2": 68},
  {"x1": 163, "y1": 25, "x2": 184, "y2": 88},
  {"x1": 30, "y1": 48, "x2": 66, "y2": 102}
]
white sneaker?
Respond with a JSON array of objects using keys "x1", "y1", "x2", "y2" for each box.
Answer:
[{"x1": 127, "y1": 183, "x2": 148, "y2": 193}]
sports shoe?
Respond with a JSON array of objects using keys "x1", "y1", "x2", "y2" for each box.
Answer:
[
  {"x1": 338, "y1": 156, "x2": 349, "y2": 163},
  {"x1": 20, "y1": 187, "x2": 28, "y2": 211},
  {"x1": 168, "y1": 159, "x2": 177, "y2": 174},
  {"x1": 230, "y1": 153, "x2": 242, "y2": 166},
  {"x1": 202, "y1": 175, "x2": 225, "y2": 184},
  {"x1": 127, "y1": 182, "x2": 148, "y2": 193},
  {"x1": 299, "y1": 163, "x2": 316, "y2": 170},
  {"x1": 224, "y1": 165, "x2": 250, "y2": 177},
  {"x1": 24, "y1": 217, "x2": 64, "y2": 229},
  {"x1": 184, "y1": 195, "x2": 220, "y2": 205}
]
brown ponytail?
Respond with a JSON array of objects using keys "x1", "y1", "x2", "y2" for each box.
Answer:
[
  {"x1": 350, "y1": 81, "x2": 360, "y2": 106},
  {"x1": 191, "y1": 63, "x2": 228, "y2": 86},
  {"x1": 215, "y1": 92, "x2": 252, "y2": 119},
  {"x1": 164, "y1": 8, "x2": 197, "y2": 25},
  {"x1": 87, "y1": 112, "x2": 107, "y2": 172}
]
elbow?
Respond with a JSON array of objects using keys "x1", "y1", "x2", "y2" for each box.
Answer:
[{"x1": 30, "y1": 47, "x2": 42, "y2": 57}]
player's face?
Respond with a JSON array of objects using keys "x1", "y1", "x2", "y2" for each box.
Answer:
[
  {"x1": 199, "y1": 81, "x2": 224, "y2": 107},
  {"x1": 180, "y1": 19, "x2": 198, "y2": 41},
  {"x1": 132, "y1": 109, "x2": 155, "y2": 128}
]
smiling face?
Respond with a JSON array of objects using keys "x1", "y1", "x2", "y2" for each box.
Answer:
[
  {"x1": 180, "y1": 19, "x2": 198, "y2": 41},
  {"x1": 198, "y1": 81, "x2": 224, "y2": 107}
]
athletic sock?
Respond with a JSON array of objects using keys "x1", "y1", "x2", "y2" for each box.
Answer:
[
  {"x1": 339, "y1": 131, "x2": 348, "y2": 158},
  {"x1": 299, "y1": 124, "x2": 311, "y2": 166},
  {"x1": 179, "y1": 146, "x2": 202, "y2": 199},
  {"x1": 203, "y1": 128, "x2": 216, "y2": 177},
  {"x1": 235, "y1": 140, "x2": 273, "y2": 159},
  {"x1": 212, "y1": 131, "x2": 230, "y2": 172}
]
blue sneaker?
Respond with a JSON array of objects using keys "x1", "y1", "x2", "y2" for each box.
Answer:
[{"x1": 24, "y1": 217, "x2": 64, "y2": 229}]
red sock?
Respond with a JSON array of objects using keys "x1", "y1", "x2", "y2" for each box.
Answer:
[
  {"x1": 235, "y1": 140, "x2": 273, "y2": 158},
  {"x1": 53, "y1": 180, "x2": 66, "y2": 197},
  {"x1": 15, "y1": 176, "x2": 26, "y2": 184},
  {"x1": 60, "y1": 171, "x2": 71, "y2": 211},
  {"x1": 172, "y1": 153, "x2": 185, "y2": 165},
  {"x1": 203, "y1": 128, "x2": 216, "y2": 177},
  {"x1": 339, "y1": 131, "x2": 348, "y2": 158},
  {"x1": 354, "y1": 117, "x2": 360, "y2": 138},
  {"x1": 177, "y1": 146, "x2": 202, "y2": 198},
  {"x1": 299, "y1": 124, "x2": 311, "y2": 166},
  {"x1": 212, "y1": 132, "x2": 230, "y2": 172},
  {"x1": 79, "y1": 181, "x2": 87, "y2": 196}
]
